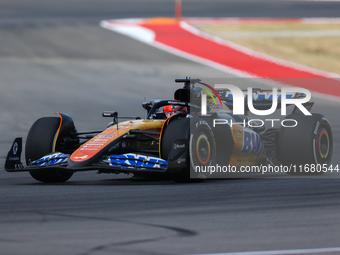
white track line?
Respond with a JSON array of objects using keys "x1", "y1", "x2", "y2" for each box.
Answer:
[
  {"x1": 292, "y1": 0, "x2": 340, "y2": 2},
  {"x1": 100, "y1": 20, "x2": 255, "y2": 78},
  {"x1": 302, "y1": 18, "x2": 340, "y2": 23},
  {"x1": 193, "y1": 246, "x2": 340, "y2": 255}
]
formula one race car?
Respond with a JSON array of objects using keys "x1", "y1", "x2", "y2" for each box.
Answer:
[{"x1": 5, "y1": 78, "x2": 333, "y2": 182}]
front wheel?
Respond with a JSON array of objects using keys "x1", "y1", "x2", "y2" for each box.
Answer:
[
  {"x1": 26, "y1": 117, "x2": 74, "y2": 182},
  {"x1": 160, "y1": 117, "x2": 216, "y2": 182}
]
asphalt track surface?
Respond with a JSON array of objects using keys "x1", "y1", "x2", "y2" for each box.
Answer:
[{"x1": 1, "y1": 1, "x2": 340, "y2": 254}]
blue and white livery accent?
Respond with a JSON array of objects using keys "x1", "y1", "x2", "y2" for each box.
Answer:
[
  {"x1": 31, "y1": 153, "x2": 69, "y2": 167},
  {"x1": 105, "y1": 153, "x2": 168, "y2": 170},
  {"x1": 240, "y1": 130, "x2": 264, "y2": 158}
]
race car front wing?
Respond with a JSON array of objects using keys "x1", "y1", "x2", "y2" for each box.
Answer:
[{"x1": 4, "y1": 138, "x2": 188, "y2": 175}]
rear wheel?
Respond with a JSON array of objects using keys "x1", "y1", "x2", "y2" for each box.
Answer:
[
  {"x1": 26, "y1": 117, "x2": 73, "y2": 182},
  {"x1": 278, "y1": 113, "x2": 333, "y2": 175}
]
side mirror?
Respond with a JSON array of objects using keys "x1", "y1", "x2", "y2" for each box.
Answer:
[{"x1": 103, "y1": 111, "x2": 118, "y2": 126}]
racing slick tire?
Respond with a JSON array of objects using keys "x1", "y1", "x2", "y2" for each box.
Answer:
[
  {"x1": 25, "y1": 117, "x2": 74, "y2": 182},
  {"x1": 188, "y1": 118, "x2": 216, "y2": 181},
  {"x1": 161, "y1": 117, "x2": 216, "y2": 182},
  {"x1": 160, "y1": 117, "x2": 191, "y2": 182},
  {"x1": 277, "y1": 113, "x2": 333, "y2": 175}
]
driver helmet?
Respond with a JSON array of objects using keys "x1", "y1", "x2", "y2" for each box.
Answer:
[{"x1": 163, "y1": 105, "x2": 187, "y2": 118}]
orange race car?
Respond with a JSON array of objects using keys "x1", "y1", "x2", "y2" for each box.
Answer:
[{"x1": 5, "y1": 78, "x2": 333, "y2": 183}]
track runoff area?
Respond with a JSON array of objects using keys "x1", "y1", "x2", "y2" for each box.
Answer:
[
  {"x1": 101, "y1": 17, "x2": 340, "y2": 99},
  {"x1": 101, "y1": 15, "x2": 340, "y2": 255}
]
